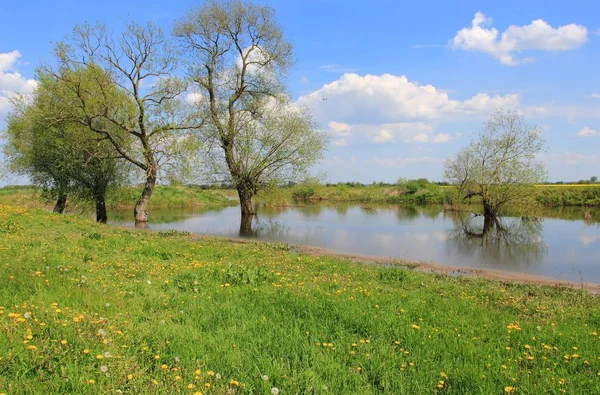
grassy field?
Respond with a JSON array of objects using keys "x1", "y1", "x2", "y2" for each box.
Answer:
[
  {"x1": 1, "y1": 184, "x2": 599, "y2": 212},
  {"x1": 256, "y1": 183, "x2": 600, "y2": 207},
  {"x1": 0, "y1": 186, "x2": 234, "y2": 212},
  {"x1": 1, "y1": 204, "x2": 599, "y2": 394}
]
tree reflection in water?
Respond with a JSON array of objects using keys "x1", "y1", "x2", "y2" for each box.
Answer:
[{"x1": 448, "y1": 214, "x2": 546, "y2": 266}]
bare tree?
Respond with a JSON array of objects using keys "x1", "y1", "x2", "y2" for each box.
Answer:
[
  {"x1": 48, "y1": 21, "x2": 203, "y2": 224},
  {"x1": 174, "y1": 0, "x2": 327, "y2": 234},
  {"x1": 445, "y1": 110, "x2": 546, "y2": 218}
]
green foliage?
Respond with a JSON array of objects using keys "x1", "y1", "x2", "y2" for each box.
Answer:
[{"x1": 1, "y1": 205, "x2": 600, "y2": 393}]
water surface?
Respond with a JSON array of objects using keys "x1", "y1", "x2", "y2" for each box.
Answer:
[{"x1": 110, "y1": 204, "x2": 600, "y2": 283}]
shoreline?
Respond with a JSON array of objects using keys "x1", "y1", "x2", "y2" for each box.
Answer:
[{"x1": 115, "y1": 222, "x2": 600, "y2": 294}]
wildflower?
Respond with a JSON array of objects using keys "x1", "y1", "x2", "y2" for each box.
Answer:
[
  {"x1": 61, "y1": 340, "x2": 67, "y2": 345},
  {"x1": 504, "y1": 386, "x2": 514, "y2": 393},
  {"x1": 88, "y1": 379, "x2": 95, "y2": 384},
  {"x1": 411, "y1": 324, "x2": 420, "y2": 329},
  {"x1": 207, "y1": 371, "x2": 215, "y2": 377},
  {"x1": 127, "y1": 374, "x2": 133, "y2": 380},
  {"x1": 100, "y1": 365, "x2": 108, "y2": 373},
  {"x1": 154, "y1": 355, "x2": 160, "y2": 360},
  {"x1": 83, "y1": 349, "x2": 89, "y2": 354},
  {"x1": 104, "y1": 351, "x2": 111, "y2": 358},
  {"x1": 188, "y1": 383, "x2": 195, "y2": 389},
  {"x1": 96, "y1": 355, "x2": 103, "y2": 360},
  {"x1": 195, "y1": 369, "x2": 201, "y2": 375},
  {"x1": 152, "y1": 379, "x2": 159, "y2": 385},
  {"x1": 271, "y1": 388, "x2": 280, "y2": 395},
  {"x1": 205, "y1": 383, "x2": 211, "y2": 388},
  {"x1": 161, "y1": 364, "x2": 168, "y2": 370},
  {"x1": 215, "y1": 373, "x2": 221, "y2": 380},
  {"x1": 98, "y1": 329, "x2": 106, "y2": 337},
  {"x1": 24, "y1": 312, "x2": 31, "y2": 319},
  {"x1": 230, "y1": 380, "x2": 239, "y2": 386},
  {"x1": 262, "y1": 375, "x2": 269, "y2": 381},
  {"x1": 27, "y1": 345, "x2": 38, "y2": 351}
]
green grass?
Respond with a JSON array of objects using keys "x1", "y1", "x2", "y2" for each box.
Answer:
[
  {"x1": 1, "y1": 204, "x2": 599, "y2": 394},
  {"x1": 0, "y1": 185, "x2": 234, "y2": 212}
]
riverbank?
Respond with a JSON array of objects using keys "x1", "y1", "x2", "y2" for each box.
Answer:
[
  {"x1": 0, "y1": 185, "x2": 235, "y2": 212},
  {"x1": 1, "y1": 204, "x2": 599, "y2": 393},
  {"x1": 1, "y1": 184, "x2": 599, "y2": 213}
]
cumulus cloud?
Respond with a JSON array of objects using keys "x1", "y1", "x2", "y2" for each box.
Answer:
[
  {"x1": 298, "y1": 73, "x2": 516, "y2": 147},
  {"x1": 298, "y1": 73, "x2": 519, "y2": 125},
  {"x1": 184, "y1": 92, "x2": 203, "y2": 104},
  {"x1": 0, "y1": 50, "x2": 37, "y2": 115},
  {"x1": 451, "y1": 12, "x2": 588, "y2": 65},
  {"x1": 588, "y1": 93, "x2": 600, "y2": 99},
  {"x1": 576, "y1": 126, "x2": 598, "y2": 137}
]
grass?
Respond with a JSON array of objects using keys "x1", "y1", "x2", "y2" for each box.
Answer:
[
  {"x1": 0, "y1": 185, "x2": 234, "y2": 212},
  {"x1": 1, "y1": 204, "x2": 600, "y2": 394},
  {"x1": 256, "y1": 183, "x2": 600, "y2": 207}
]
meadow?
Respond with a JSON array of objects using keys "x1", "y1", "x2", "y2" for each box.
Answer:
[{"x1": 1, "y1": 204, "x2": 599, "y2": 394}]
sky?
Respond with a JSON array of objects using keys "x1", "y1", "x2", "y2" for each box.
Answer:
[{"x1": 1, "y1": 0, "x2": 599, "y2": 185}]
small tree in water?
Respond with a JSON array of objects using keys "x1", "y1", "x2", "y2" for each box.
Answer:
[
  {"x1": 175, "y1": 0, "x2": 328, "y2": 234},
  {"x1": 444, "y1": 110, "x2": 546, "y2": 218}
]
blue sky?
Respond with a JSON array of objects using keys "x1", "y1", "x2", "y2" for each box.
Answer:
[{"x1": 1, "y1": 0, "x2": 599, "y2": 185}]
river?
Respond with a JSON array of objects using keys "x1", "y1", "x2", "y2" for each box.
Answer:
[{"x1": 110, "y1": 203, "x2": 600, "y2": 283}]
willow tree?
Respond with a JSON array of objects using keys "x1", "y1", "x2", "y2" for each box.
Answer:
[
  {"x1": 445, "y1": 110, "x2": 546, "y2": 218},
  {"x1": 174, "y1": 0, "x2": 327, "y2": 234},
  {"x1": 3, "y1": 72, "x2": 126, "y2": 222},
  {"x1": 49, "y1": 21, "x2": 203, "y2": 224}
]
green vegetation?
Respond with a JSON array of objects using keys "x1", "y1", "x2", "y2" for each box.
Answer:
[
  {"x1": 535, "y1": 185, "x2": 600, "y2": 207},
  {"x1": 0, "y1": 186, "x2": 234, "y2": 212},
  {"x1": 1, "y1": 204, "x2": 600, "y2": 393}
]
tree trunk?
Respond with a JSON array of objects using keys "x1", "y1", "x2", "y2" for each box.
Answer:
[
  {"x1": 237, "y1": 185, "x2": 255, "y2": 236},
  {"x1": 134, "y1": 165, "x2": 157, "y2": 224},
  {"x1": 95, "y1": 195, "x2": 108, "y2": 224},
  {"x1": 53, "y1": 193, "x2": 67, "y2": 214},
  {"x1": 482, "y1": 198, "x2": 497, "y2": 219}
]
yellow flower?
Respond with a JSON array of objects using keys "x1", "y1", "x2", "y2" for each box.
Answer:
[
  {"x1": 96, "y1": 355, "x2": 103, "y2": 360},
  {"x1": 504, "y1": 386, "x2": 515, "y2": 393},
  {"x1": 154, "y1": 355, "x2": 160, "y2": 360},
  {"x1": 207, "y1": 371, "x2": 215, "y2": 377},
  {"x1": 195, "y1": 369, "x2": 201, "y2": 375},
  {"x1": 205, "y1": 383, "x2": 211, "y2": 388},
  {"x1": 27, "y1": 345, "x2": 38, "y2": 351},
  {"x1": 152, "y1": 379, "x2": 159, "y2": 385},
  {"x1": 230, "y1": 380, "x2": 239, "y2": 386},
  {"x1": 61, "y1": 340, "x2": 67, "y2": 345},
  {"x1": 160, "y1": 364, "x2": 168, "y2": 370},
  {"x1": 83, "y1": 349, "x2": 89, "y2": 354},
  {"x1": 188, "y1": 383, "x2": 196, "y2": 389},
  {"x1": 410, "y1": 324, "x2": 420, "y2": 330},
  {"x1": 88, "y1": 379, "x2": 95, "y2": 384},
  {"x1": 127, "y1": 374, "x2": 133, "y2": 380}
]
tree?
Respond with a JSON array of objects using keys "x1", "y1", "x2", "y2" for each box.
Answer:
[
  {"x1": 174, "y1": 0, "x2": 328, "y2": 234},
  {"x1": 48, "y1": 21, "x2": 203, "y2": 224},
  {"x1": 591, "y1": 176, "x2": 598, "y2": 184},
  {"x1": 3, "y1": 71, "x2": 127, "y2": 222},
  {"x1": 444, "y1": 110, "x2": 546, "y2": 218}
]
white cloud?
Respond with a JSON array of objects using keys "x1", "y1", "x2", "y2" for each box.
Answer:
[
  {"x1": 432, "y1": 133, "x2": 452, "y2": 143},
  {"x1": 328, "y1": 121, "x2": 351, "y2": 136},
  {"x1": 576, "y1": 126, "x2": 598, "y2": 137},
  {"x1": 300, "y1": 76, "x2": 309, "y2": 84},
  {"x1": 184, "y1": 92, "x2": 203, "y2": 104},
  {"x1": 588, "y1": 93, "x2": 600, "y2": 99},
  {"x1": 0, "y1": 50, "x2": 37, "y2": 115},
  {"x1": 298, "y1": 73, "x2": 519, "y2": 125},
  {"x1": 332, "y1": 138, "x2": 349, "y2": 147},
  {"x1": 374, "y1": 129, "x2": 395, "y2": 143},
  {"x1": 451, "y1": 12, "x2": 588, "y2": 65},
  {"x1": 370, "y1": 156, "x2": 442, "y2": 167}
]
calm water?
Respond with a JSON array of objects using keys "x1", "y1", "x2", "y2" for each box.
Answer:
[{"x1": 110, "y1": 204, "x2": 600, "y2": 283}]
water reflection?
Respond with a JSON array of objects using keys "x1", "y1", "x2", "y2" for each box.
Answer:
[
  {"x1": 448, "y1": 215, "x2": 546, "y2": 266},
  {"x1": 109, "y1": 203, "x2": 600, "y2": 283}
]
